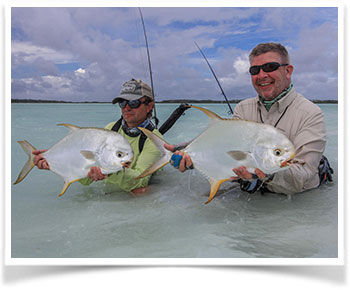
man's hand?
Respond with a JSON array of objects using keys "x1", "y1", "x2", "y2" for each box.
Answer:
[
  {"x1": 164, "y1": 143, "x2": 193, "y2": 172},
  {"x1": 230, "y1": 166, "x2": 266, "y2": 181},
  {"x1": 33, "y1": 150, "x2": 50, "y2": 170},
  {"x1": 88, "y1": 166, "x2": 108, "y2": 181}
]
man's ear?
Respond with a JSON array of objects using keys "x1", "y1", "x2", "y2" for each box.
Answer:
[
  {"x1": 147, "y1": 101, "x2": 154, "y2": 113},
  {"x1": 286, "y1": 64, "x2": 294, "y2": 81}
]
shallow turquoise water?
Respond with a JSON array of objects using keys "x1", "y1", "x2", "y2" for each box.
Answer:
[{"x1": 10, "y1": 103, "x2": 338, "y2": 259}]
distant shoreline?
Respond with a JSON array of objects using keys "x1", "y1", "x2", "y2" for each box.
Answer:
[{"x1": 11, "y1": 99, "x2": 338, "y2": 104}]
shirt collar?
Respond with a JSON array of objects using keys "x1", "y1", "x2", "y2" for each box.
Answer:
[{"x1": 257, "y1": 84, "x2": 295, "y2": 112}]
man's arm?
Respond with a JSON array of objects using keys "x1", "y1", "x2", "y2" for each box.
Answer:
[{"x1": 267, "y1": 110, "x2": 326, "y2": 194}]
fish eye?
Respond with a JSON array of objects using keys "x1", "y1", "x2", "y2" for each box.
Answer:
[
  {"x1": 116, "y1": 151, "x2": 125, "y2": 158},
  {"x1": 274, "y1": 148, "x2": 283, "y2": 156}
]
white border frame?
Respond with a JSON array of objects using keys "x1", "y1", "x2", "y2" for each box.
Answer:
[{"x1": 4, "y1": 0, "x2": 345, "y2": 267}]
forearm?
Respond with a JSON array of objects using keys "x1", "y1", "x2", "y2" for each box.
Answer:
[{"x1": 267, "y1": 157, "x2": 320, "y2": 194}]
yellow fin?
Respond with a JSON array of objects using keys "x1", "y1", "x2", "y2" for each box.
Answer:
[
  {"x1": 135, "y1": 127, "x2": 172, "y2": 179},
  {"x1": 135, "y1": 159, "x2": 170, "y2": 179},
  {"x1": 205, "y1": 178, "x2": 230, "y2": 204},
  {"x1": 13, "y1": 140, "x2": 36, "y2": 185},
  {"x1": 58, "y1": 179, "x2": 80, "y2": 196},
  {"x1": 57, "y1": 123, "x2": 81, "y2": 131},
  {"x1": 190, "y1": 105, "x2": 223, "y2": 121}
]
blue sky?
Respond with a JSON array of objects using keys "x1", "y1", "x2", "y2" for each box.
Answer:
[{"x1": 11, "y1": 6, "x2": 339, "y2": 102}]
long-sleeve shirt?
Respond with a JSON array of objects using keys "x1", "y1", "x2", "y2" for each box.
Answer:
[
  {"x1": 79, "y1": 121, "x2": 162, "y2": 192},
  {"x1": 233, "y1": 87, "x2": 326, "y2": 194}
]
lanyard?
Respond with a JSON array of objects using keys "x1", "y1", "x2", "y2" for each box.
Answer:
[{"x1": 259, "y1": 104, "x2": 290, "y2": 128}]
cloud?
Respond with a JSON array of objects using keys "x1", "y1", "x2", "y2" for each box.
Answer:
[{"x1": 11, "y1": 7, "x2": 338, "y2": 101}]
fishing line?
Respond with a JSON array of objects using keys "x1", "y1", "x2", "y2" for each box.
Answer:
[
  {"x1": 194, "y1": 41, "x2": 234, "y2": 115},
  {"x1": 138, "y1": 7, "x2": 158, "y2": 127},
  {"x1": 132, "y1": 9, "x2": 148, "y2": 81}
]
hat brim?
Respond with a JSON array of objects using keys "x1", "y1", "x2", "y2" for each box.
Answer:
[{"x1": 112, "y1": 93, "x2": 143, "y2": 104}]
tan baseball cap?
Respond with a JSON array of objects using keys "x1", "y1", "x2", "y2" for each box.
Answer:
[{"x1": 112, "y1": 79, "x2": 153, "y2": 104}]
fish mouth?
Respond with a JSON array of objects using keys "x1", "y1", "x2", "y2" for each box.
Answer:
[
  {"x1": 280, "y1": 157, "x2": 294, "y2": 168},
  {"x1": 122, "y1": 161, "x2": 132, "y2": 168}
]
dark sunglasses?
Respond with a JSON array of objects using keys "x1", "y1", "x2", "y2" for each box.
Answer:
[
  {"x1": 118, "y1": 99, "x2": 150, "y2": 109},
  {"x1": 249, "y1": 62, "x2": 288, "y2": 75}
]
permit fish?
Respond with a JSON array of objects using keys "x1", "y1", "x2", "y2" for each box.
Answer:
[
  {"x1": 136, "y1": 105, "x2": 295, "y2": 204},
  {"x1": 14, "y1": 124, "x2": 133, "y2": 196}
]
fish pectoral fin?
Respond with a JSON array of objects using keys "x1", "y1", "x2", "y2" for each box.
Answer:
[
  {"x1": 80, "y1": 150, "x2": 96, "y2": 161},
  {"x1": 227, "y1": 150, "x2": 252, "y2": 161},
  {"x1": 205, "y1": 178, "x2": 230, "y2": 204},
  {"x1": 58, "y1": 179, "x2": 80, "y2": 196}
]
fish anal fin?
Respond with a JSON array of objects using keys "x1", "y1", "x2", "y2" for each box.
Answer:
[
  {"x1": 205, "y1": 178, "x2": 230, "y2": 204},
  {"x1": 58, "y1": 179, "x2": 80, "y2": 196},
  {"x1": 227, "y1": 150, "x2": 250, "y2": 161},
  {"x1": 57, "y1": 123, "x2": 81, "y2": 131},
  {"x1": 190, "y1": 105, "x2": 223, "y2": 122}
]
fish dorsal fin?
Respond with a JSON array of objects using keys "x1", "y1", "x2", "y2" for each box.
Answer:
[
  {"x1": 57, "y1": 123, "x2": 81, "y2": 131},
  {"x1": 190, "y1": 105, "x2": 223, "y2": 122},
  {"x1": 227, "y1": 150, "x2": 251, "y2": 161}
]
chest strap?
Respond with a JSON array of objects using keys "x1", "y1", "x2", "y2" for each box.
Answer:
[{"x1": 111, "y1": 118, "x2": 155, "y2": 153}]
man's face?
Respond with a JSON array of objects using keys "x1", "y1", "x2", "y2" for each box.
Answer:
[
  {"x1": 121, "y1": 97, "x2": 153, "y2": 128},
  {"x1": 250, "y1": 52, "x2": 293, "y2": 101}
]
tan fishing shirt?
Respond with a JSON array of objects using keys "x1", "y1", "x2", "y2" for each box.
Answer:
[{"x1": 233, "y1": 87, "x2": 327, "y2": 194}]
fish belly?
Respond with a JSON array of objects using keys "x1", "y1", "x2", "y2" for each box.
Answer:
[
  {"x1": 187, "y1": 120, "x2": 260, "y2": 180},
  {"x1": 43, "y1": 129, "x2": 107, "y2": 182}
]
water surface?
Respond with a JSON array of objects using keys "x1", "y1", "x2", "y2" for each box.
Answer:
[{"x1": 10, "y1": 103, "x2": 338, "y2": 259}]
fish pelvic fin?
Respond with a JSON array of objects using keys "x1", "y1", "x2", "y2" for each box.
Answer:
[
  {"x1": 135, "y1": 127, "x2": 172, "y2": 179},
  {"x1": 57, "y1": 123, "x2": 81, "y2": 131},
  {"x1": 13, "y1": 140, "x2": 36, "y2": 185},
  {"x1": 190, "y1": 105, "x2": 224, "y2": 122},
  {"x1": 205, "y1": 178, "x2": 230, "y2": 204},
  {"x1": 58, "y1": 179, "x2": 80, "y2": 196}
]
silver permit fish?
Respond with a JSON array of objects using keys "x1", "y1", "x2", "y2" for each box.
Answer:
[
  {"x1": 14, "y1": 123, "x2": 133, "y2": 196},
  {"x1": 137, "y1": 105, "x2": 295, "y2": 204}
]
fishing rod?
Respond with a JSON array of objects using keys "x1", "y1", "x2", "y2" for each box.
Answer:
[
  {"x1": 138, "y1": 7, "x2": 158, "y2": 127},
  {"x1": 194, "y1": 41, "x2": 234, "y2": 115}
]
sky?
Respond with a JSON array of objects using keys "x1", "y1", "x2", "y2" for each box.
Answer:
[{"x1": 11, "y1": 5, "x2": 339, "y2": 102}]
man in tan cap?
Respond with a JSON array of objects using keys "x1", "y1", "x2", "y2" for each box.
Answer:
[{"x1": 33, "y1": 79, "x2": 162, "y2": 195}]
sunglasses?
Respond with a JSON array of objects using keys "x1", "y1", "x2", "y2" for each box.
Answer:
[
  {"x1": 249, "y1": 62, "x2": 288, "y2": 75},
  {"x1": 118, "y1": 99, "x2": 150, "y2": 109}
]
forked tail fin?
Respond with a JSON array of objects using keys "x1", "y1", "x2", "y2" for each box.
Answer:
[
  {"x1": 135, "y1": 127, "x2": 173, "y2": 179},
  {"x1": 13, "y1": 140, "x2": 36, "y2": 184}
]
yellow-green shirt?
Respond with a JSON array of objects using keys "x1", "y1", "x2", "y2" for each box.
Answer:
[{"x1": 79, "y1": 121, "x2": 162, "y2": 192}]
